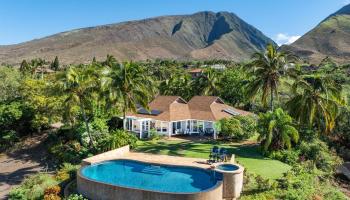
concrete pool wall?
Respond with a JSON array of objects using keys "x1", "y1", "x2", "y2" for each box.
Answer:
[{"x1": 77, "y1": 169, "x2": 223, "y2": 200}]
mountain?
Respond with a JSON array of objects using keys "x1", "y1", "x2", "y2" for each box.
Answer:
[
  {"x1": 281, "y1": 4, "x2": 350, "y2": 64},
  {"x1": 0, "y1": 11, "x2": 275, "y2": 65}
]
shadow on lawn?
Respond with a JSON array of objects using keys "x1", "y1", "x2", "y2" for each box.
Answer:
[{"x1": 135, "y1": 140, "x2": 266, "y2": 160}]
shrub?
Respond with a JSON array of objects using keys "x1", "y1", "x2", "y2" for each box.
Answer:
[
  {"x1": 9, "y1": 174, "x2": 58, "y2": 200},
  {"x1": 49, "y1": 141, "x2": 89, "y2": 164},
  {"x1": 236, "y1": 115, "x2": 257, "y2": 139},
  {"x1": 96, "y1": 129, "x2": 137, "y2": 153},
  {"x1": 298, "y1": 139, "x2": 342, "y2": 173},
  {"x1": 149, "y1": 129, "x2": 160, "y2": 141},
  {"x1": 219, "y1": 115, "x2": 257, "y2": 141},
  {"x1": 219, "y1": 118, "x2": 243, "y2": 140},
  {"x1": 56, "y1": 163, "x2": 80, "y2": 182},
  {"x1": 65, "y1": 194, "x2": 88, "y2": 200},
  {"x1": 269, "y1": 150, "x2": 300, "y2": 165},
  {"x1": 44, "y1": 185, "x2": 61, "y2": 200}
]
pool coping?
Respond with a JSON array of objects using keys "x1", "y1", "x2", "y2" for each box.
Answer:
[{"x1": 78, "y1": 158, "x2": 223, "y2": 195}]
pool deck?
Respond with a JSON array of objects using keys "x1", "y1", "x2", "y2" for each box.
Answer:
[{"x1": 82, "y1": 145, "x2": 213, "y2": 169}]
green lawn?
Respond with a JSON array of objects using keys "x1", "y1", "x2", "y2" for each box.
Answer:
[{"x1": 135, "y1": 139, "x2": 291, "y2": 180}]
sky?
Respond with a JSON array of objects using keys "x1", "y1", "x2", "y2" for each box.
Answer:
[{"x1": 0, "y1": 0, "x2": 349, "y2": 46}]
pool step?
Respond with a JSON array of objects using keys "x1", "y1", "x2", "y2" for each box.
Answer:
[{"x1": 141, "y1": 165, "x2": 167, "y2": 175}]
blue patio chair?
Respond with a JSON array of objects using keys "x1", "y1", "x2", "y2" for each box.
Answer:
[
  {"x1": 209, "y1": 146, "x2": 220, "y2": 163},
  {"x1": 218, "y1": 148, "x2": 228, "y2": 162}
]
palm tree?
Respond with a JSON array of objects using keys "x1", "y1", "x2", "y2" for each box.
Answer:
[
  {"x1": 258, "y1": 108, "x2": 299, "y2": 152},
  {"x1": 160, "y1": 72, "x2": 193, "y2": 100},
  {"x1": 102, "y1": 61, "x2": 155, "y2": 129},
  {"x1": 195, "y1": 68, "x2": 221, "y2": 96},
  {"x1": 60, "y1": 66, "x2": 101, "y2": 146},
  {"x1": 246, "y1": 44, "x2": 295, "y2": 110},
  {"x1": 286, "y1": 74, "x2": 345, "y2": 134}
]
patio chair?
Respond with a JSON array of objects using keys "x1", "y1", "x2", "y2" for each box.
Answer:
[
  {"x1": 209, "y1": 146, "x2": 219, "y2": 163},
  {"x1": 218, "y1": 148, "x2": 228, "y2": 162}
]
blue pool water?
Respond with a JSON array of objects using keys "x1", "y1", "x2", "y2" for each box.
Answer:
[
  {"x1": 217, "y1": 164, "x2": 239, "y2": 171},
  {"x1": 81, "y1": 159, "x2": 219, "y2": 193}
]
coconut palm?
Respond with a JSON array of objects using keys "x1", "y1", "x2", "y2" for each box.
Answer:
[
  {"x1": 258, "y1": 108, "x2": 299, "y2": 152},
  {"x1": 195, "y1": 68, "x2": 221, "y2": 96},
  {"x1": 160, "y1": 72, "x2": 193, "y2": 100},
  {"x1": 286, "y1": 74, "x2": 345, "y2": 134},
  {"x1": 246, "y1": 44, "x2": 295, "y2": 110},
  {"x1": 102, "y1": 61, "x2": 155, "y2": 128},
  {"x1": 60, "y1": 66, "x2": 101, "y2": 146}
]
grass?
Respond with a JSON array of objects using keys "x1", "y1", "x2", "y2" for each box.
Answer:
[{"x1": 135, "y1": 139, "x2": 291, "y2": 180}]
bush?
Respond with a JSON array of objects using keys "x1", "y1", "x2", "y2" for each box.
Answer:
[
  {"x1": 56, "y1": 163, "x2": 80, "y2": 182},
  {"x1": 96, "y1": 129, "x2": 138, "y2": 153},
  {"x1": 44, "y1": 185, "x2": 61, "y2": 200},
  {"x1": 220, "y1": 118, "x2": 243, "y2": 140},
  {"x1": 49, "y1": 141, "x2": 89, "y2": 164},
  {"x1": 65, "y1": 194, "x2": 87, "y2": 200},
  {"x1": 9, "y1": 174, "x2": 58, "y2": 200},
  {"x1": 236, "y1": 115, "x2": 257, "y2": 139},
  {"x1": 269, "y1": 150, "x2": 300, "y2": 165},
  {"x1": 219, "y1": 115, "x2": 257, "y2": 141},
  {"x1": 149, "y1": 129, "x2": 161, "y2": 141},
  {"x1": 298, "y1": 139, "x2": 342, "y2": 173}
]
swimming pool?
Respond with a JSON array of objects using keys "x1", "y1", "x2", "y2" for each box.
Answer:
[{"x1": 80, "y1": 159, "x2": 219, "y2": 193}]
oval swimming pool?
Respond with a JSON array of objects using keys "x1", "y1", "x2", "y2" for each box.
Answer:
[{"x1": 80, "y1": 159, "x2": 219, "y2": 193}]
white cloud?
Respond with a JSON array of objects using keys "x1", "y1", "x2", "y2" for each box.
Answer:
[{"x1": 274, "y1": 33, "x2": 301, "y2": 46}]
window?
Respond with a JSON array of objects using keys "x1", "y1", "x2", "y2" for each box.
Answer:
[{"x1": 192, "y1": 120, "x2": 198, "y2": 132}]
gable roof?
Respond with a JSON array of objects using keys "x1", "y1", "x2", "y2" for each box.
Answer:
[{"x1": 127, "y1": 96, "x2": 251, "y2": 121}]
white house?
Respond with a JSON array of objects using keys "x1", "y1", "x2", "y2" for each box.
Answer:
[{"x1": 125, "y1": 96, "x2": 251, "y2": 139}]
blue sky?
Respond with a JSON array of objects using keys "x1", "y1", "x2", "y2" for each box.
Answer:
[{"x1": 0, "y1": 0, "x2": 349, "y2": 45}]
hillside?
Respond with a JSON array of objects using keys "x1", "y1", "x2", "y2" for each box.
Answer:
[
  {"x1": 282, "y1": 4, "x2": 350, "y2": 64},
  {"x1": 0, "y1": 11, "x2": 275, "y2": 65}
]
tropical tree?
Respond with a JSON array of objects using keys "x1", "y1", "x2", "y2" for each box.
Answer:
[
  {"x1": 246, "y1": 44, "x2": 295, "y2": 110},
  {"x1": 286, "y1": 74, "x2": 345, "y2": 134},
  {"x1": 102, "y1": 61, "x2": 155, "y2": 128},
  {"x1": 60, "y1": 66, "x2": 101, "y2": 146},
  {"x1": 195, "y1": 68, "x2": 221, "y2": 96},
  {"x1": 257, "y1": 108, "x2": 299, "y2": 153},
  {"x1": 159, "y1": 72, "x2": 193, "y2": 100},
  {"x1": 50, "y1": 56, "x2": 60, "y2": 71}
]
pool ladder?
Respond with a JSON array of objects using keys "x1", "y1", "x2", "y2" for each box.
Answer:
[{"x1": 141, "y1": 165, "x2": 167, "y2": 175}]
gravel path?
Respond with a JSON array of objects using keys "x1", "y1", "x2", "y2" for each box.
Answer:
[{"x1": 0, "y1": 135, "x2": 53, "y2": 199}]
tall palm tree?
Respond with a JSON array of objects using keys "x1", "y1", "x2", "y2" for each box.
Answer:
[
  {"x1": 258, "y1": 108, "x2": 299, "y2": 152},
  {"x1": 246, "y1": 44, "x2": 295, "y2": 110},
  {"x1": 286, "y1": 74, "x2": 345, "y2": 134},
  {"x1": 195, "y1": 68, "x2": 221, "y2": 96},
  {"x1": 60, "y1": 66, "x2": 101, "y2": 146},
  {"x1": 102, "y1": 61, "x2": 155, "y2": 128}
]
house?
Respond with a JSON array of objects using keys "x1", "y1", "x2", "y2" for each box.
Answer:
[
  {"x1": 125, "y1": 96, "x2": 251, "y2": 139},
  {"x1": 188, "y1": 68, "x2": 203, "y2": 78}
]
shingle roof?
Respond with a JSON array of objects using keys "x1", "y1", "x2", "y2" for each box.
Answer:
[{"x1": 127, "y1": 96, "x2": 251, "y2": 121}]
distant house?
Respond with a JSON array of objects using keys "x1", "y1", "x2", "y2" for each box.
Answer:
[
  {"x1": 188, "y1": 68, "x2": 203, "y2": 78},
  {"x1": 125, "y1": 96, "x2": 251, "y2": 139}
]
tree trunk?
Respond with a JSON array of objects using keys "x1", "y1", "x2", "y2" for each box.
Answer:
[
  {"x1": 270, "y1": 87, "x2": 274, "y2": 111},
  {"x1": 80, "y1": 103, "x2": 95, "y2": 147}
]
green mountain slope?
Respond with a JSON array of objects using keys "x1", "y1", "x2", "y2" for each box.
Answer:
[
  {"x1": 0, "y1": 11, "x2": 275, "y2": 65},
  {"x1": 282, "y1": 4, "x2": 350, "y2": 64}
]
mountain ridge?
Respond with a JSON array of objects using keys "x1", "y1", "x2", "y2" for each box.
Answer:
[
  {"x1": 281, "y1": 4, "x2": 350, "y2": 64},
  {"x1": 0, "y1": 11, "x2": 276, "y2": 65}
]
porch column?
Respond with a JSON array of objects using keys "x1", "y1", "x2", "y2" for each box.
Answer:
[
  {"x1": 139, "y1": 120, "x2": 142, "y2": 139},
  {"x1": 168, "y1": 122, "x2": 171, "y2": 137},
  {"x1": 131, "y1": 119, "x2": 134, "y2": 132},
  {"x1": 148, "y1": 121, "x2": 151, "y2": 138}
]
